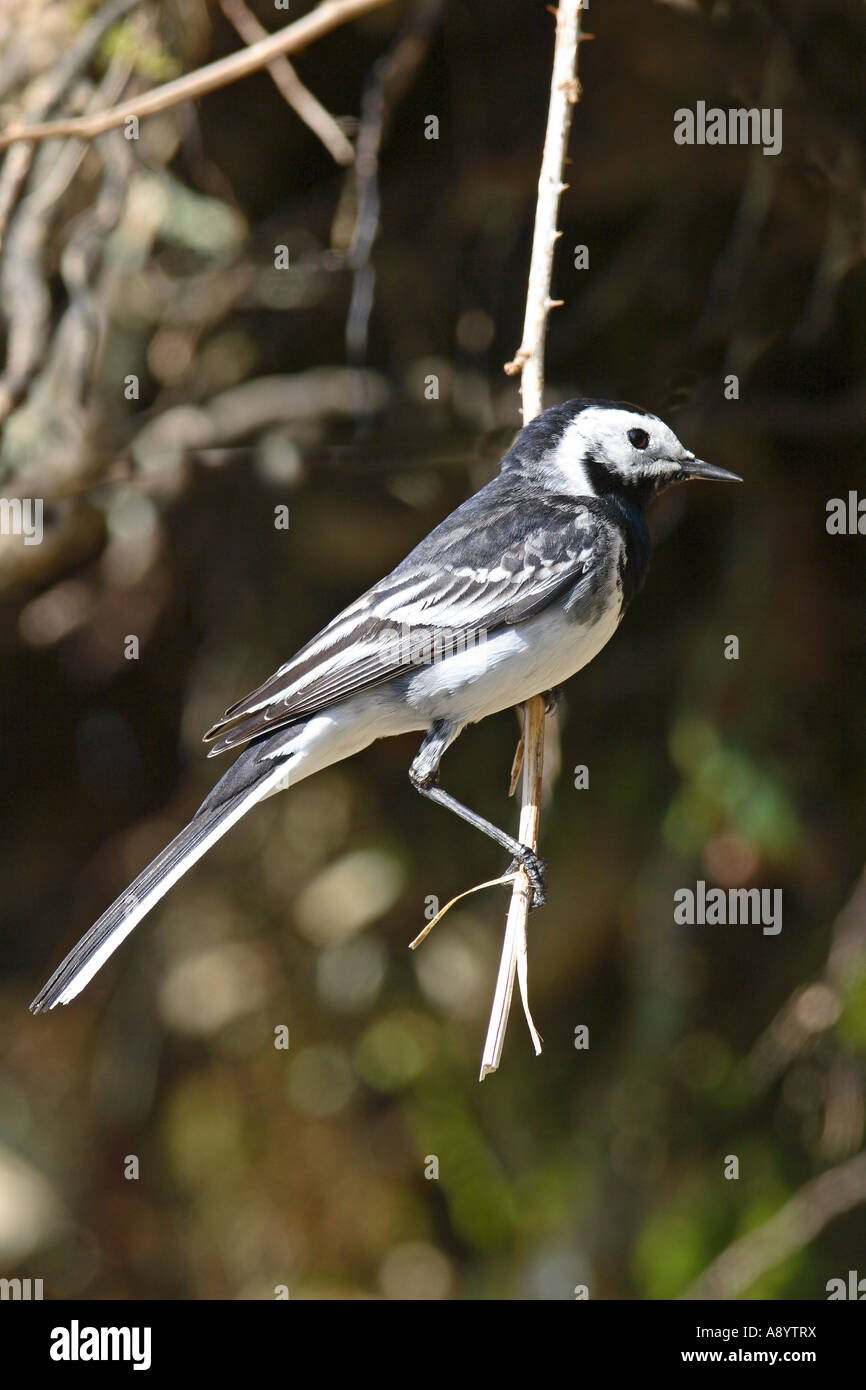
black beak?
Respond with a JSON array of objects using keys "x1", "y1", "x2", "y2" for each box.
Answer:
[{"x1": 677, "y1": 455, "x2": 742, "y2": 483}]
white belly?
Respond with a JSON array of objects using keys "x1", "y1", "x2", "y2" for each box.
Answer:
[{"x1": 402, "y1": 587, "x2": 623, "y2": 725}]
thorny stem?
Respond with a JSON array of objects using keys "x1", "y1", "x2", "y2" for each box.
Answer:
[{"x1": 481, "y1": 0, "x2": 584, "y2": 1078}]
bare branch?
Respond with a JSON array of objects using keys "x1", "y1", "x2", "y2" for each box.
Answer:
[
  {"x1": 747, "y1": 866, "x2": 866, "y2": 1090},
  {"x1": 218, "y1": 0, "x2": 355, "y2": 167},
  {"x1": 0, "y1": 0, "x2": 142, "y2": 245},
  {"x1": 480, "y1": 693, "x2": 545, "y2": 1078},
  {"x1": 0, "y1": 55, "x2": 132, "y2": 426},
  {"x1": 503, "y1": 0, "x2": 583, "y2": 419},
  {"x1": 681, "y1": 1152, "x2": 866, "y2": 1300},
  {"x1": 481, "y1": 0, "x2": 584, "y2": 1078},
  {"x1": 0, "y1": 0, "x2": 397, "y2": 150},
  {"x1": 344, "y1": 0, "x2": 444, "y2": 363}
]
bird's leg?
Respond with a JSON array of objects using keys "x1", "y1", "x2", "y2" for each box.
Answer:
[{"x1": 409, "y1": 720, "x2": 547, "y2": 908}]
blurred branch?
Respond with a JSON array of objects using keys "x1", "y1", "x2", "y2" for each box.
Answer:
[
  {"x1": 0, "y1": 55, "x2": 132, "y2": 428},
  {"x1": 9, "y1": 125, "x2": 134, "y2": 485},
  {"x1": 696, "y1": 39, "x2": 786, "y2": 353},
  {"x1": 218, "y1": 0, "x2": 355, "y2": 167},
  {"x1": 0, "y1": 0, "x2": 397, "y2": 149},
  {"x1": 747, "y1": 866, "x2": 866, "y2": 1090},
  {"x1": 480, "y1": 0, "x2": 584, "y2": 1079},
  {"x1": 125, "y1": 367, "x2": 389, "y2": 481},
  {"x1": 344, "y1": 0, "x2": 444, "y2": 363},
  {"x1": 681, "y1": 1151, "x2": 866, "y2": 1300},
  {"x1": 795, "y1": 136, "x2": 865, "y2": 341},
  {"x1": 743, "y1": 866, "x2": 866, "y2": 1162},
  {"x1": 0, "y1": 0, "x2": 141, "y2": 246}
]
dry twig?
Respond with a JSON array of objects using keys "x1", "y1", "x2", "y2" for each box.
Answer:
[
  {"x1": 0, "y1": 0, "x2": 142, "y2": 245},
  {"x1": 503, "y1": 0, "x2": 583, "y2": 417},
  {"x1": 0, "y1": 0, "x2": 397, "y2": 150},
  {"x1": 479, "y1": 0, "x2": 584, "y2": 1079},
  {"x1": 218, "y1": 0, "x2": 355, "y2": 167},
  {"x1": 0, "y1": 55, "x2": 132, "y2": 426},
  {"x1": 480, "y1": 694, "x2": 545, "y2": 1076},
  {"x1": 406, "y1": 1, "x2": 584, "y2": 1076}
]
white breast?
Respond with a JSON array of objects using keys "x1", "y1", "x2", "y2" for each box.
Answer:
[{"x1": 403, "y1": 570, "x2": 624, "y2": 725}]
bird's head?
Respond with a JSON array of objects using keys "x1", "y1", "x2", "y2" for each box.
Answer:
[{"x1": 509, "y1": 399, "x2": 741, "y2": 504}]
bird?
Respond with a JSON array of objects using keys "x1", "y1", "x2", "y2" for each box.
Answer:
[{"x1": 30, "y1": 398, "x2": 740, "y2": 1013}]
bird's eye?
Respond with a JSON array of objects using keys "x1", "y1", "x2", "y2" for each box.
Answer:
[{"x1": 628, "y1": 428, "x2": 650, "y2": 450}]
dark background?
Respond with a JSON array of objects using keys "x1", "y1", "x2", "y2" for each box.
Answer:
[{"x1": 0, "y1": 0, "x2": 864, "y2": 1299}]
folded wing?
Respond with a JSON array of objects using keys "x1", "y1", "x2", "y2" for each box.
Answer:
[{"x1": 204, "y1": 484, "x2": 603, "y2": 754}]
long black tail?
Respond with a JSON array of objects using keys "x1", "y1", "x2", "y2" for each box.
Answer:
[{"x1": 30, "y1": 749, "x2": 291, "y2": 1012}]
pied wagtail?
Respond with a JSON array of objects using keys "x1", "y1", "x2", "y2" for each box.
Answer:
[{"x1": 30, "y1": 399, "x2": 740, "y2": 1012}]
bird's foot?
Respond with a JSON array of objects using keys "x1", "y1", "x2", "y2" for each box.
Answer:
[{"x1": 507, "y1": 847, "x2": 547, "y2": 909}]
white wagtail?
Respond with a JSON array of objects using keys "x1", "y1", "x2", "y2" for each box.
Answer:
[{"x1": 30, "y1": 399, "x2": 740, "y2": 1012}]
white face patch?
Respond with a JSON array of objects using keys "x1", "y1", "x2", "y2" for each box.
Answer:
[{"x1": 544, "y1": 406, "x2": 694, "y2": 496}]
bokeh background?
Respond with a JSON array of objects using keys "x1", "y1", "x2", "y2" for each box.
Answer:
[{"x1": 1, "y1": 0, "x2": 865, "y2": 1300}]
